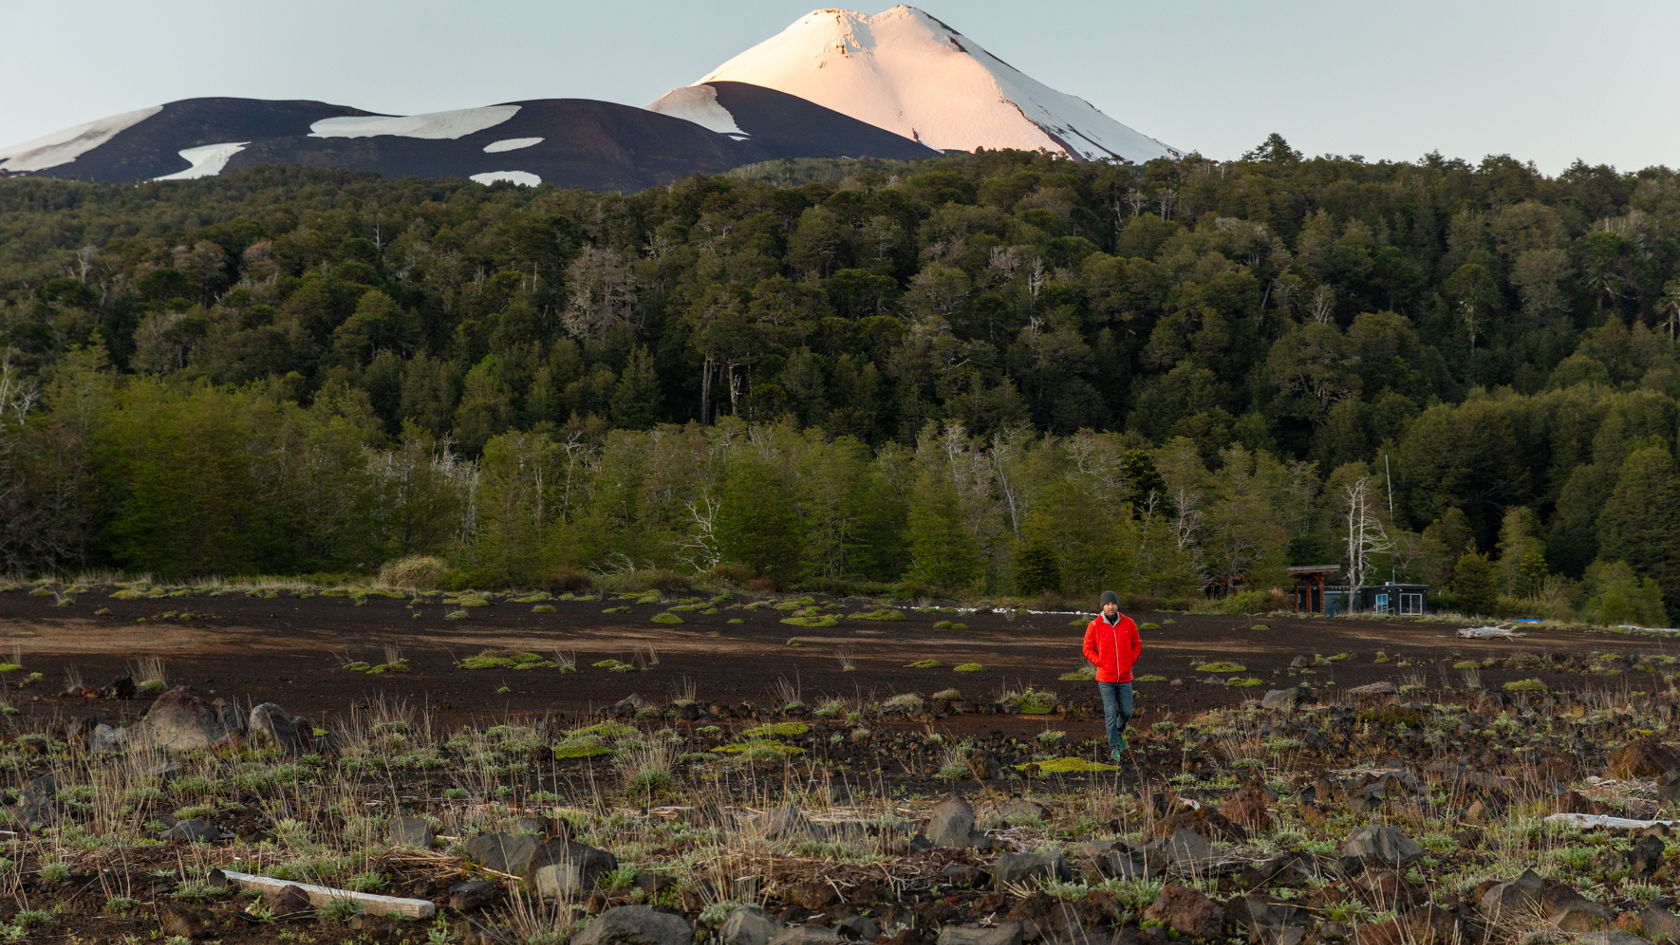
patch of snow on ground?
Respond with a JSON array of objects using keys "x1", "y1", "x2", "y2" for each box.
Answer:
[
  {"x1": 0, "y1": 105, "x2": 164, "y2": 173},
  {"x1": 646, "y1": 85, "x2": 747, "y2": 136},
  {"x1": 311, "y1": 105, "x2": 519, "y2": 140},
  {"x1": 1618, "y1": 624, "x2": 1680, "y2": 634},
  {"x1": 1457, "y1": 625, "x2": 1520, "y2": 638},
  {"x1": 482, "y1": 137, "x2": 543, "y2": 153},
  {"x1": 153, "y1": 142, "x2": 249, "y2": 181},
  {"x1": 470, "y1": 171, "x2": 540, "y2": 187}
]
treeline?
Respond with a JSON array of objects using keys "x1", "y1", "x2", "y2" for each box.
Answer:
[{"x1": 3, "y1": 139, "x2": 1680, "y2": 619}]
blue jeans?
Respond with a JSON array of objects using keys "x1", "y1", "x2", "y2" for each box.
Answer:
[{"x1": 1098, "y1": 681, "x2": 1133, "y2": 753}]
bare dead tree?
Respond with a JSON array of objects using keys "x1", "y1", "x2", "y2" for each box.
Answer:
[{"x1": 1342, "y1": 475, "x2": 1394, "y2": 610}]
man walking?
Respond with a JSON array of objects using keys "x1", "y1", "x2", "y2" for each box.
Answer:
[{"x1": 1083, "y1": 590, "x2": 1142, "y2": 760}]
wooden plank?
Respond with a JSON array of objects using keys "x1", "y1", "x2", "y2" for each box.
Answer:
[{"x1": 219, "y1": 869, "x2": 436, "y2": 919}]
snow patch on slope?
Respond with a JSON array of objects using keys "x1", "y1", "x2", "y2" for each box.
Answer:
[
  {"x1": 695, "y1": 5, "x2": 1178, "y2": 162},
  {"x1": 0, "y1": 105, "x2": 164, "y2": 173},
  {"x1": 483, "y1": 137, "x2": 544, "y2": 153},
  {"x1": 153, "y1": 141, "x2": 250, "y2": 181},
  {"x1": 647, "y1": 85, "x2": 747, "y2": 137},
  {"x1": 470, "y1": 170, "x2": 541, "y2": 187},
  {"x1": 311, "y1": 105, "x2": 520, "y2": 140}
]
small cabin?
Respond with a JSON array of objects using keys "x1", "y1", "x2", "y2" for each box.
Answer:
[{"x1": 1289, "y1": 566, "x2": 1428, "y2": 616}]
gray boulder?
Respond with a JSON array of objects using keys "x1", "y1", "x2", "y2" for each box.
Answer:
[
  {"x1": 1152, "y1": 827, "x2": 1215, "y2": 870},
  {"x1": 91, "y1": 723, "x2": 125, "y2": 752},
  {"x1": 127, "y1": 689, "x2": 239, "y2": 751},
  {"x1": 993, "y1": 851, "x2": 1067, "y2": 889},
  {"x1": 533, "y1": 843, "x2": 619, "y2": 897},
  {"x1": 936, "y1": 921, "x2": 1025, "y2": 945},
  {"x1": 928, "y1": 794, "x2": 981, "y2": 848},
  {"x1": 1343, "y1": 825, "x2": 1424, "y2": 866},
  {"x1": 1261, "y1": 688, "x2": 1304, "y2": 712},
  {"x1": 249, "y1": 702, "x2": 304, "y2": 755},
  {"x1": 388, "y1": 816, "x2": 435, "y2": 849},
  {"x1": 164, "y1": 818, "x2": 225, "y2": 843},
  {"x1": 571, "y1": 905, "x2": 691, "y2": 945},
  {"x1": 1480, "y1": 869, "x2": 1545, "y2": 919},
  {"x1": 719, "y1": 906, "x2": 783, "y2": 945}
]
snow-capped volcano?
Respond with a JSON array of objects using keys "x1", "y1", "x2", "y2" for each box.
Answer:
[{"x1": 681, "y1": 4, "x2": 1180, "y2": 163}]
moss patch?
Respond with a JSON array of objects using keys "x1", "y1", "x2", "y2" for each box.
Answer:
[
  {"x1": 742, "y1": 722, "x2": 809, "y2": 738},
  {"x1": 1017, "y1": 757, "x2": 1118, "y2": 773},
  {"x1": 781, "y1": 614, "x2": 839, "y2": 627}
]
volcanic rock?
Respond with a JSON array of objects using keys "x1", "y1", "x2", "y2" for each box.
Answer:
[{"x1": 571, "y1": 905, "x2": 692, "y2": 945}]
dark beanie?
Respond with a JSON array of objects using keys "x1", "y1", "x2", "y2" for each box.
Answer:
[{"x1": 1099, "y1": 590, "x2": 1119, "y2": 607}]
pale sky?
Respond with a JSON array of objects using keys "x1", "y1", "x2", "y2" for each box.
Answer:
[{"x1": 3, "y1": 0, "x2": 1677, "y2": 175}]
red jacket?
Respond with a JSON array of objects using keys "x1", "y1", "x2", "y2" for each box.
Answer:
[{"x1": 1083, "y1": 612, "x2": 1142, "y2": 683}]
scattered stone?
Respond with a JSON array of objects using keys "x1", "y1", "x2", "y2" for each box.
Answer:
[
  {"x1": 1261, "y1": 688, "x2": 1302, "y2": 712},
  {"x1": 1630, "y1": 834, "x2": 1665, "y2": 878},
  {"x1": 941, "y1": 863, "x2": 985, "y2": 888},
  {"x1": 610, "y1": 694, "x2": 646, "y2": 718},
  {"x1": 571, "y1": 905, "x2": 692, "y2": 945},
  {"x1": 720, "y1": 905, "x2": 784, "y2": 945},
  {"x1": 791, "y1": 880, "x2": 840, "y2": 910},
  {"x1": 928, "y1": 794, "x2": 981, "y2": 848},
  {"x1": 389, "y1": 815, "x2": 435, "y2": 849},
  {"x1": 248, "y1": 702, "x2": 304, "y2": 755},
  {"x1": 935, "y1": 921, "x2": 1025, "y2": 945},
  {"x1": 532, "y1": 842, "x2": 619, "y2": 897},
  {"x1": 1607, "y1": 737, "x2": 1680, "y2": 780},
  {"x1": 104, "y1": 674, "x2": 138, "y2": 699},
  {"x1": 1479, "y1": 869, "x2": 1545, "y2": 919},
  {"x1": 1548, "y1": 899, "x2": 1611, "y2": 933},
  {"x1": 263, "y1": 883, "x2": 314, "y2": 915},
  {"x1": 770, "y1": 927, "x2": 844, "y2": 945},
  {"x1": 837, "y1": 914, "x2": 880, "y2": 941},
  {"x1": 1343, "y1": 825, "x2": 1424, "y2": 866},
  {"x1": 448, "y1": 880, "x2": 501, "y2": 913},
  {"x1": 993, "y1": 851, "x2": 1066, "y2": 889},
  {"x1": 1346, "y1": 682, "x2": 1398, "y2": 705},
  {"x1": 1144, "y1": 882, "x2": 1223, "y2": 939},
  {"x1": 1152, "y1": 827, "x2": 1215, "y2": 870},
  {"x1": 1639, "y1": 906, "x2": 1680, "y2": 943},
  {"x1": 994, "y1": 799, "x2": 1049, "y2": 824},
  {"x1": 165, "y1": 818, "x2": 224, "y2": 843},
  {"x1": 13, "y1": 773, "x2": 56, "y2": 830},
  {"x1": 1219, "y1": 783, "x2": 1274, "y2": 833},
  {"x1": 127, "y1": 689, "x2": 239, "y2": 751},
  {"x1": 91, "y1": 722, "x2": 125, "y2": 752}
]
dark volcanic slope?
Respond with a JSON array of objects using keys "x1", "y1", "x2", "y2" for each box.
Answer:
[
  {"x1": 7, "y1": 87, "x2": 937, "y2": 190},
  {"x1": 28, "y1": 98, "x2": 372, "y2": 182},
  {"x1": 225, "y1": 99, "x2": 758, "y2": 191},
  {"x1": 703, "y1": 81, "x2": 940, "y2": 161}
]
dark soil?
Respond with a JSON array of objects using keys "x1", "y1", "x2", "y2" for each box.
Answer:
[{"x1": 1, "y1": 588, "x2": 1672, "y2": 737}]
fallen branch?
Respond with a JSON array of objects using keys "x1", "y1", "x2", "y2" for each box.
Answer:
[
  {"x1": 1544, "y1": 812, "x2": 1680, "y2": 831},
  {"x1": 219, "y1": 869, "x2": 436, "y2": 919}
]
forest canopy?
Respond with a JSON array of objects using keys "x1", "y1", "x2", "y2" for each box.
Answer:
[{"x1": 3, "y1": 142, "x2": 1679, "y2": 619}]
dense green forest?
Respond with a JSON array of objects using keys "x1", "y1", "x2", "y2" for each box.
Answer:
[{"x1": 3, "y1": 138, "x2": 1680, "y2": 620}]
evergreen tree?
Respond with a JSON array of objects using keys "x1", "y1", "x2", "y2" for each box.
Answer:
[{"x1": 1598, "y1": 446, "x2": 1680, "y2": 608}]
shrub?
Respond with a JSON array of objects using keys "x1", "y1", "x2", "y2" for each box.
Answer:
[
  {"x1": 376, "y1": 556, "x2": 449, "y2": 590},
  {"x1": 954, "y1": 663, "x2": 984, "y2": 672}
]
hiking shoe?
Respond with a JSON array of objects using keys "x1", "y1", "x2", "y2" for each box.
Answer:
[{"x1": 1109, "y1": 749, "x2": 1124, "y2": 761}]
